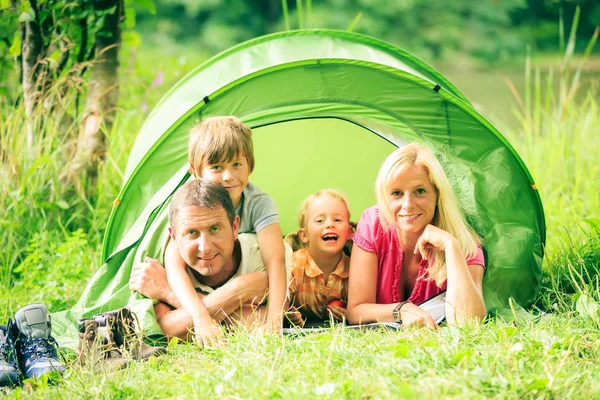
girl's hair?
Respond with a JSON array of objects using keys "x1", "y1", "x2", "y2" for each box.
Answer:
[
  {"x1": 375, "y1": 143, "x2": 481, "y2": 286},
  {"x1": 285, "y1": 190, "x2": 354, "y2": 252},
  {"x1": 188, "y1": 116, "x2": 255, "y2": 176}
]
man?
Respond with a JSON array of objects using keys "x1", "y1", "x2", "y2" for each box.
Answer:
[{"x1": 129, "y1": 179, "x2": 290, "y2": 345}]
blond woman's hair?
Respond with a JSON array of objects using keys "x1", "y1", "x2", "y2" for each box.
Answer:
[
  {"x1": 285, "y1": 190, "x2": 353, "y2": 252},
  {"x1": 188, "y1": 116, "x2": 255, "y2": 176},
  {"x1": 375, "y1": 143, "x2": 481, "y2": 286}
]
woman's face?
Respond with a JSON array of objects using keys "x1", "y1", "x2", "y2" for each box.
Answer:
[{"x1": 386, "y1": 164, "x2": 438, "y2": 234}]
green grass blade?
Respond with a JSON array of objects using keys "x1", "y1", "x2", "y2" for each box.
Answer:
[
  {"x1": 582, "y1": 26, "x2": 599, "y2": 58},
  {"x1": 296, "y1": 0, "x2": 304, "y2": 29},
  {"x1": 559, "y1": 8, "x2": 565, "y2": 52},
  {"x1": 563, "y1": 6, "x2": 580, "y2": 73},
  {"x1": 534, "y1": 66, "x2": 541, "y2": 135},
  {"x1": 525, "y1": 46, "x2": 532, "y2": 133},
  {"x1": 544, "y1": 67, "x2": 553, "y2": 116},
  {"x1": 282, "y1": 0, "x2": 290, "y2": 31},
  {"x1": 347, "y1": 12, "x2": 363, "y2": 32}
]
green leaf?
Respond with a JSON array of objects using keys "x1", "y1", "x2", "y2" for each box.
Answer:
[
  {"x1": 452, "y1": 349, "x2": 473, "y2": 363},
  {"x1": 9, "y1": 31, "x2": 21, "y2": 58},
  {"x1": 583, "y1": 218, "x2": 600, "y2": 234},
  {"x1": 576, "y1": 294, "x2": 600, "y2": 321},
  {"x1": 135, "y1": 0, "x2": 156, "y2": 15},
  {"x1": 18, "y1": 8, "x2": 35, "y2": 22},
  {"x1": 20, "y1": 0, "x2": 31, "y2": 13},
  {"x1": 167, "y1": 336, "x2": 179, "y2": 349},
  {"x1": 124, "y1": 6, "x2": 136, "y2": 29},
  {"x1": 122, "y1": 31, "x2": 142, "y2": 50},
  {"x1": 0, "y1": 0, "x2": 10, "y2": 10},
  {"x1": 526, "y1": 377, "x2": 549, "y2": 391},
  {"x1": 56, "y1": 200, "x2": 69, "y2": 210},
  {"x1": 392, "y1": 340, "x2": 410, "y2": 358}
]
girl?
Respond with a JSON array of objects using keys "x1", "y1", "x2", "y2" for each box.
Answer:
[{"x1": 285, "y1": 190, "x2": 354, "y2": 326}]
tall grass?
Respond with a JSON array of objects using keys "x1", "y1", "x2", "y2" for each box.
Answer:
[
  {"x1": 0, "y1": 45, "x2": 205, "y2": 316},
  {"x1": 502, "y1": 9, "x2": 600, "y2": 312},
  {"x1": 504, "y1": 9, "x2": 599, "y2": 250}
]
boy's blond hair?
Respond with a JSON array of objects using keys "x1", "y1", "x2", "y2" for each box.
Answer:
[
  {"x1": 285, "y1": 190, "x2": 354, "y2": 252},
  {"x1": 375, "y1": 143, "x2": 481, "y2": 286},
  {"x1": 188, "y1": 116, "x2": 255, "y2": 176}
]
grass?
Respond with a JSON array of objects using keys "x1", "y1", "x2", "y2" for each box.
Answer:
[
  {"x1": 6, "y1": 317, "x2": 600, "y2": 398},
  {"x1": 1, "y1": 30, "x2": 600, "y2": 400}
]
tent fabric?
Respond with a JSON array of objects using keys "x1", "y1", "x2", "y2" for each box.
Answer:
[{"x1": 51, "y1": 29, "x2": 545, "y2": 348}]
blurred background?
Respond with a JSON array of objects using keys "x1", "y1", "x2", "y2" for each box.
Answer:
[
  {"x1": 1, "y1": 1, "x2": 599, "y2": 130},
  {"x1": 130, "y1": 0, "x2": 600, "y2": 131}
]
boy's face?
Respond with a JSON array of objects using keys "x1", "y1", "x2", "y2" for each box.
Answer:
[
  {"x1": 199, "y1": 155, "x2": 249, "y2": 208},
  {"x1": 169, "y1": 205, "x2": 240, "y2": 278}
]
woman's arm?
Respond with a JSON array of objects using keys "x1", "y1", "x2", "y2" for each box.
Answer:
[
  {"x1": 443, "y1": 242, "x2": 486, "y2": 324},
  {"x1": 346, "y1": 245, "x2": 396, "y2": 324},
  {"x1": 256, "y1": 223, "x2": 288, "y2": 330},
  {"x1": 164, "y1": 240, "x2": 223, "y2": 346},
  {"x1": 347, "y1": 244, "x2": 444, "y2": 329},
  {"x1": 415, "y1": 225, "x2": 486, "y2": 325}
]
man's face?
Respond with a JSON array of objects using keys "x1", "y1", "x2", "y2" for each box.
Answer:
[{"x1": 170, "y1": 205, "x2": 239, "y2": 277}]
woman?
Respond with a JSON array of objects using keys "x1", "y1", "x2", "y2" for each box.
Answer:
[{"x1": 346, "y1": 143, "x2": 486, "y2": 328}]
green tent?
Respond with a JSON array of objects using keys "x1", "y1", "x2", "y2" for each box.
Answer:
[{"x1": 53, "y1": 29, "x2": 545, "y2": 348}]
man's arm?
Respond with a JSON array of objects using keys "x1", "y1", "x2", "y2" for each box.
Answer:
[
  {"x1": 130, "y1": 261, "x2": 269, "y2": 339},
  {"x1": 203, "y1": 271, "x2": 269, "y2": 322},
  {"x1": 156, "y1": 271, "x2": 269, "y2": 339}
]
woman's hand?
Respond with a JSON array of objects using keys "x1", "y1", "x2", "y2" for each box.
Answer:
[
  {"x1": 414, "y1": 224, "x2": 458, "y2": 260},
  {"x1": 400, "y1": 302, "x2": 440, "y2": 330}
]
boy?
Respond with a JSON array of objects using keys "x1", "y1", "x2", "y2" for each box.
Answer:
[{"x1": 164, "y1": 116, "x2": 288, "y2": 346}]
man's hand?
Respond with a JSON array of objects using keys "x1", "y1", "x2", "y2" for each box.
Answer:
[
  {"x1": 285, "y1": 306, "x2": 305, "y2": 327},
  {"x1": 129, "y1": 257, "x2": 173, "y2": 304},
  {"x1": 193, "y1": 317, "x2": 225, "y2": 348}
]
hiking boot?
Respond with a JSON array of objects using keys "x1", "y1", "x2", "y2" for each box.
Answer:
[
  {"x1": 77, "y1": 318, "x2": 98, "y2": 363},
  {"x1": 0, "y1": 320, "x2": 22, "y2": 387},
  {"x1": 14, "y1": 304, "x2": 66, "y2": 379},
  {"x1": 95, "y1": 308, "x2": 166, "y2": 361},
  {"x1": 78, "y1": 318, "x2": 128, "y2": 370}
]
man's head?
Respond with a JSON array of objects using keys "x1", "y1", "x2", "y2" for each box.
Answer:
[
  {"x1": 188, "y1": 116, "x2": 255, "y2": 207},
  {"x1": 169, "y1": 179, "x2": 240, "y2": 279}
]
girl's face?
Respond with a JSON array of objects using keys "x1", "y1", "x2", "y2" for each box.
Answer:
[
  {"x1": 299, "y1": 195, "x2": 351, "y2": 256},
  {"x1": 386, "y1": 164, "x2": 438, "y2": 235}
]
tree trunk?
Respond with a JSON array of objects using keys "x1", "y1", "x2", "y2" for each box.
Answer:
[
  {"x1": 71, "y1": 0, "x2": 122, "y2": 183},
  {"x1": 20, "y1": 5, "x2": 44, "y2": 152}
]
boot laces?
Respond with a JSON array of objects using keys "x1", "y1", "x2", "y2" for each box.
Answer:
[
  {"x1": 0, "y1": 341, "x2": 14, "y2": 361},
  {"x1": 21, "y1": 337, "x2": 59, "y2": 360}
]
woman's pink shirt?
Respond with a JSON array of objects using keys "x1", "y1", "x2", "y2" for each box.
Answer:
[{"x1": 353, "y1": 206, "x2": 485, "y2": 305}]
